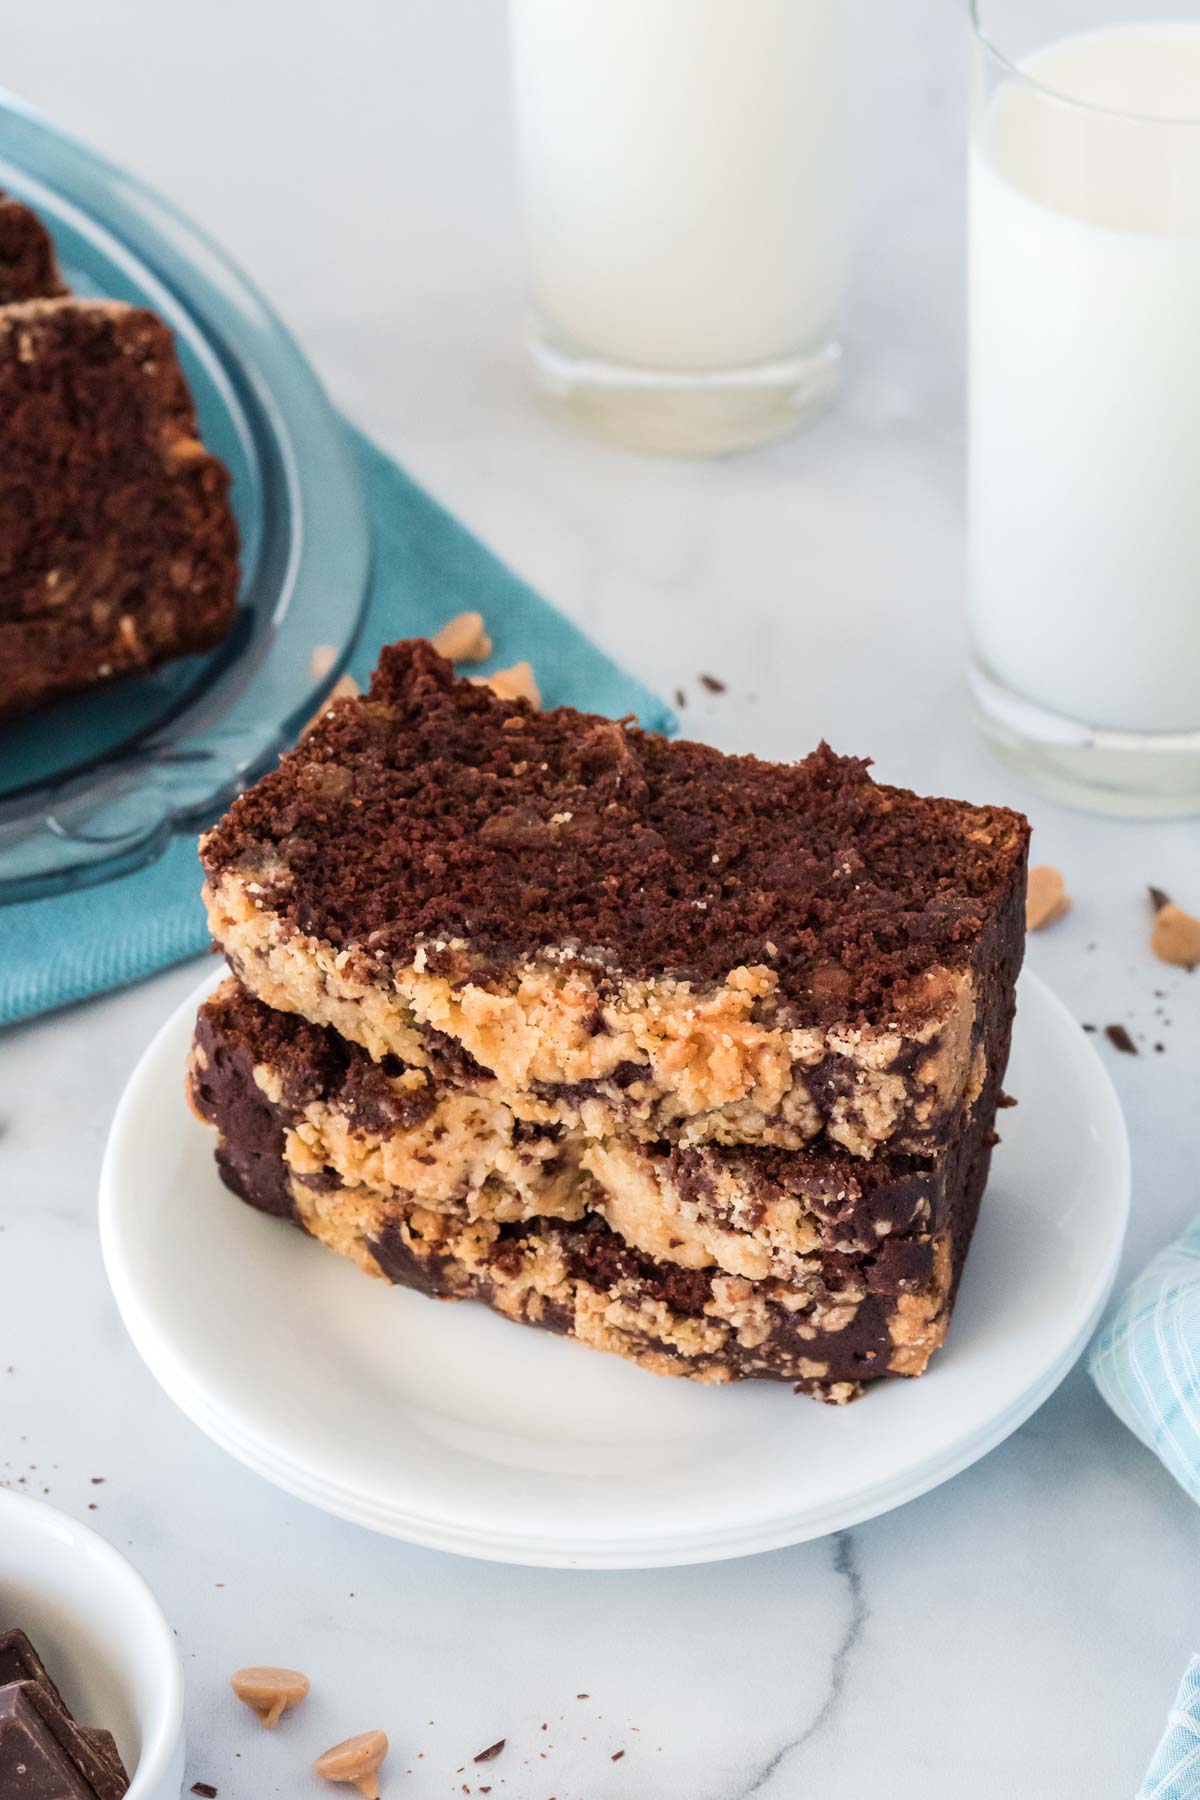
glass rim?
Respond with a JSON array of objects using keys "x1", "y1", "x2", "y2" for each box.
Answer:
[{"x1": 969, "y1": 0, "x2": 1200, "y2": 129}]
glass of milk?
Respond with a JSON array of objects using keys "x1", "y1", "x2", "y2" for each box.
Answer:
[
  {"x1": 508, "y1": 0, "x2": 851, "y2": 456},
  {"x1": 969, "y1": 0, "x2": 1200, "y2": 815}
]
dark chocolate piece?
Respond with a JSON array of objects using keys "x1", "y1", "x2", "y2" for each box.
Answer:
[
  {"x1": 0, "y1": 1682, "x2": 127, "y2": 1800},
  {"x1": 0, "y1": 1633, "x2": 65, "y2": 1712}
]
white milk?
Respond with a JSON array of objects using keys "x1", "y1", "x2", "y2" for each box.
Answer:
[
  {"x1": 509, "y1": 0, "x2": 849, "y2": 374},
  {"x1": 969, "y1": 23, "x2": 1200, "y2": 736}
]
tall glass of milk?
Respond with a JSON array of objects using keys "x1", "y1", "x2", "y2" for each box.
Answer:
[
  {"x1": 969, "y1": 0, "x2": 1200, "y2": 814},
  {"x1": 509, "y1": 0, "x2": 851, "y2": 456}
]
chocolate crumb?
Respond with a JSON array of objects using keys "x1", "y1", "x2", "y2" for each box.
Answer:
[
  {"x1": 576, "y1": 1695, "x2": 589, "y2": 1701},
  {"x1": 674, "y1": 688, "x2": 686, "y2": 709},
  {"x1": 1150, "y1": 886, "x2": 1172, "y2": 913},
  {"x1": 1105, "y1": 1024, "x2": 1138, "y2": 1055},
  {"x1": 699, "y1": 673, "x2": 726, "y2": 693},
  {"x1": 473, "y1": 1740, "x2": 506, "y2": 1764},
  {"x1": 191, "y1": 1785, "x2": 218, "y2": 1797},
  {"x1": 997, "y1": 1092, "x2": 1018, "y2": 1109},
  {"x1": 90, "y1": 1477, "x2": 104, "y2": 1485},
  {"x1": 1082, "y1": 1023, "x2": 1097, "y2": 1032},
  {"x1": 1155, "y1": 1042, "x2": 1165, "y2": 1053},
  {"x1": 612, "y1": 1750, "x2": 626, "y2": 1761}
]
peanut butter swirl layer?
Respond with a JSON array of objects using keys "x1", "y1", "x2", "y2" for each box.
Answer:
[
  {"x1": 187, "y1": 981, "x2": 1000, "y2": 1400},
  {"x1": 201, "y1": 642, "x2": 1028, "y2": 1158},
  {"x1": 190, "y1": 978, "x2": 1004, "y2": 1288}
]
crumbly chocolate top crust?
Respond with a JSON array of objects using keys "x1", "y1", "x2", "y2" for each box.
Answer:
[
  {"x1": 202, "y1": 640, "x2": 1028, "y2": 1025},
  {"x1": 0, "y1": 191, "x2": 66, "y2": 303}
]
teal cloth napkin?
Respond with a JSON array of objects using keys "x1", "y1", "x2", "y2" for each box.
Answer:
[{"x1": 0, "y1": 429, "x2": 673, "y2": 1028}]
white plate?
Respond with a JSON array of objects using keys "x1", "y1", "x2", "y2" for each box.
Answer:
[{"x1": 100, "y1": 967, "x2": 1129, "y2": 1569}]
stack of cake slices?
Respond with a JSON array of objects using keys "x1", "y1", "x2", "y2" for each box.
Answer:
[
  {"x1": 189, "y1": 640, "x2": 1029, "y2": 1402},
  {"x1": 0, "y1": 190, "x2": 238, "y2": 723}
]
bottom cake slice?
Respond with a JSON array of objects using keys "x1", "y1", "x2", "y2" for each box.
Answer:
[{"x1": 188, "y1": 981, "x2": 1002, "y2": 1401}]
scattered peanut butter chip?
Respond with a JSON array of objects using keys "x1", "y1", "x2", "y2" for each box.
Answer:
[
  {"x1": 1025, "y1": 865, "x2": 1071, "y2": 932},
  {"x1": 1151, "y1": 902, "x2": 1200, "y2": 971},
  {"x1": 168, "y1": 434, "x2": 209, "y2": 466},
  {"x1": 431, "y1": 611, "x2": 492, "y2": 664},
  {"x1": 230, "y1": 1666, "x2": 309, "y2": 1727},
  {"x1": 473, "y1": 662, "x2": 541, "y2": 709},
  {"x1": 315, "y1": 1730, "x2": 389, "y2": 1799},
  {"x1": 310, "y1": 643, "x2": 338, "y2": 681}
]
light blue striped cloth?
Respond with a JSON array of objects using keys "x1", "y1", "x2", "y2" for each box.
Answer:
[
  {"x1": 1091, "y1": 1219, "x2": 1200, "y2": 1504},
  {"x1": 1091, "y1": 1224, "x2": 1200, "y2": 1797},
  {"x1": 1136, "y1": 1657, "x2": 1200, "y2": 1800}
]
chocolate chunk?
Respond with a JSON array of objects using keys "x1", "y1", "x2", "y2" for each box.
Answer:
[
  {"x1": 0, "y1": 1682, "x2": 128, "y2": 1800},
  {"x1": 191, "y1": 1785, "x2": 218, "y2": 1796},
  {"x1": 0, "y1": 1632, "x2": 66, "y2": 1711}
]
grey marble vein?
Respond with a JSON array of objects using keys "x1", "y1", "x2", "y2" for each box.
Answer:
[{"x1": 725, "y1": 1531, "x2": 868, "y2": 1800}]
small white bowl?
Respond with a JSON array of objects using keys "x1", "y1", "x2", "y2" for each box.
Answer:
[{"x1": 0, "y1": 1490, "x2": 184, "y2": 1799}]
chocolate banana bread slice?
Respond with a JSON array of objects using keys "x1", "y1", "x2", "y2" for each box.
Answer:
[
  {"x1": 187, "y1": 979, "x2": 1002, "y2": 1399},
  {"x1": 0, "y1": 299, "x2": 239, "y2": 723},
  {"x1": 202, "y1": 640, "x2": 1028, "y2": 1159},
  {"x1": 0, "y1": 191, "x2": 66, "y2": 303}
]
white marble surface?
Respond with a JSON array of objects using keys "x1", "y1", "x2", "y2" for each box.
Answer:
[{"x1": 3, "y1": 3, "x2": 1200, "y2": 1795}]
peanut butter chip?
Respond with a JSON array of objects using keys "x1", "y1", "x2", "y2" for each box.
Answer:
[
  {"x1": 473, "y1": 661, "x2": 541, "y2": 709},
  {"x1": 431, "y1": 610, "x2": 492, "y2": 664},
  {"x1": 310, "y1": 643, "x2": 338, "y2": 681},
  {"x1": 315, "y1": 1730, "x2": 389, "y2": 1799},
  {"x1": 1151, "y1": 902, "x2": 1200, "y2": 971},
  {"x1": 230, "y1": 1666, "x2": 309, "y2": 1727},
  {"x1": 1025, "y1": 865, "x2": 1071, "y2": 932},
  {"x1": 168, "y1": 434, "x2": 209, "y2": 466}
]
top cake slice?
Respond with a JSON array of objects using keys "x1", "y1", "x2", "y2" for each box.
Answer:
[{"x1": 201, "y1": 640, "x2": 1028, "y2": 1158}]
